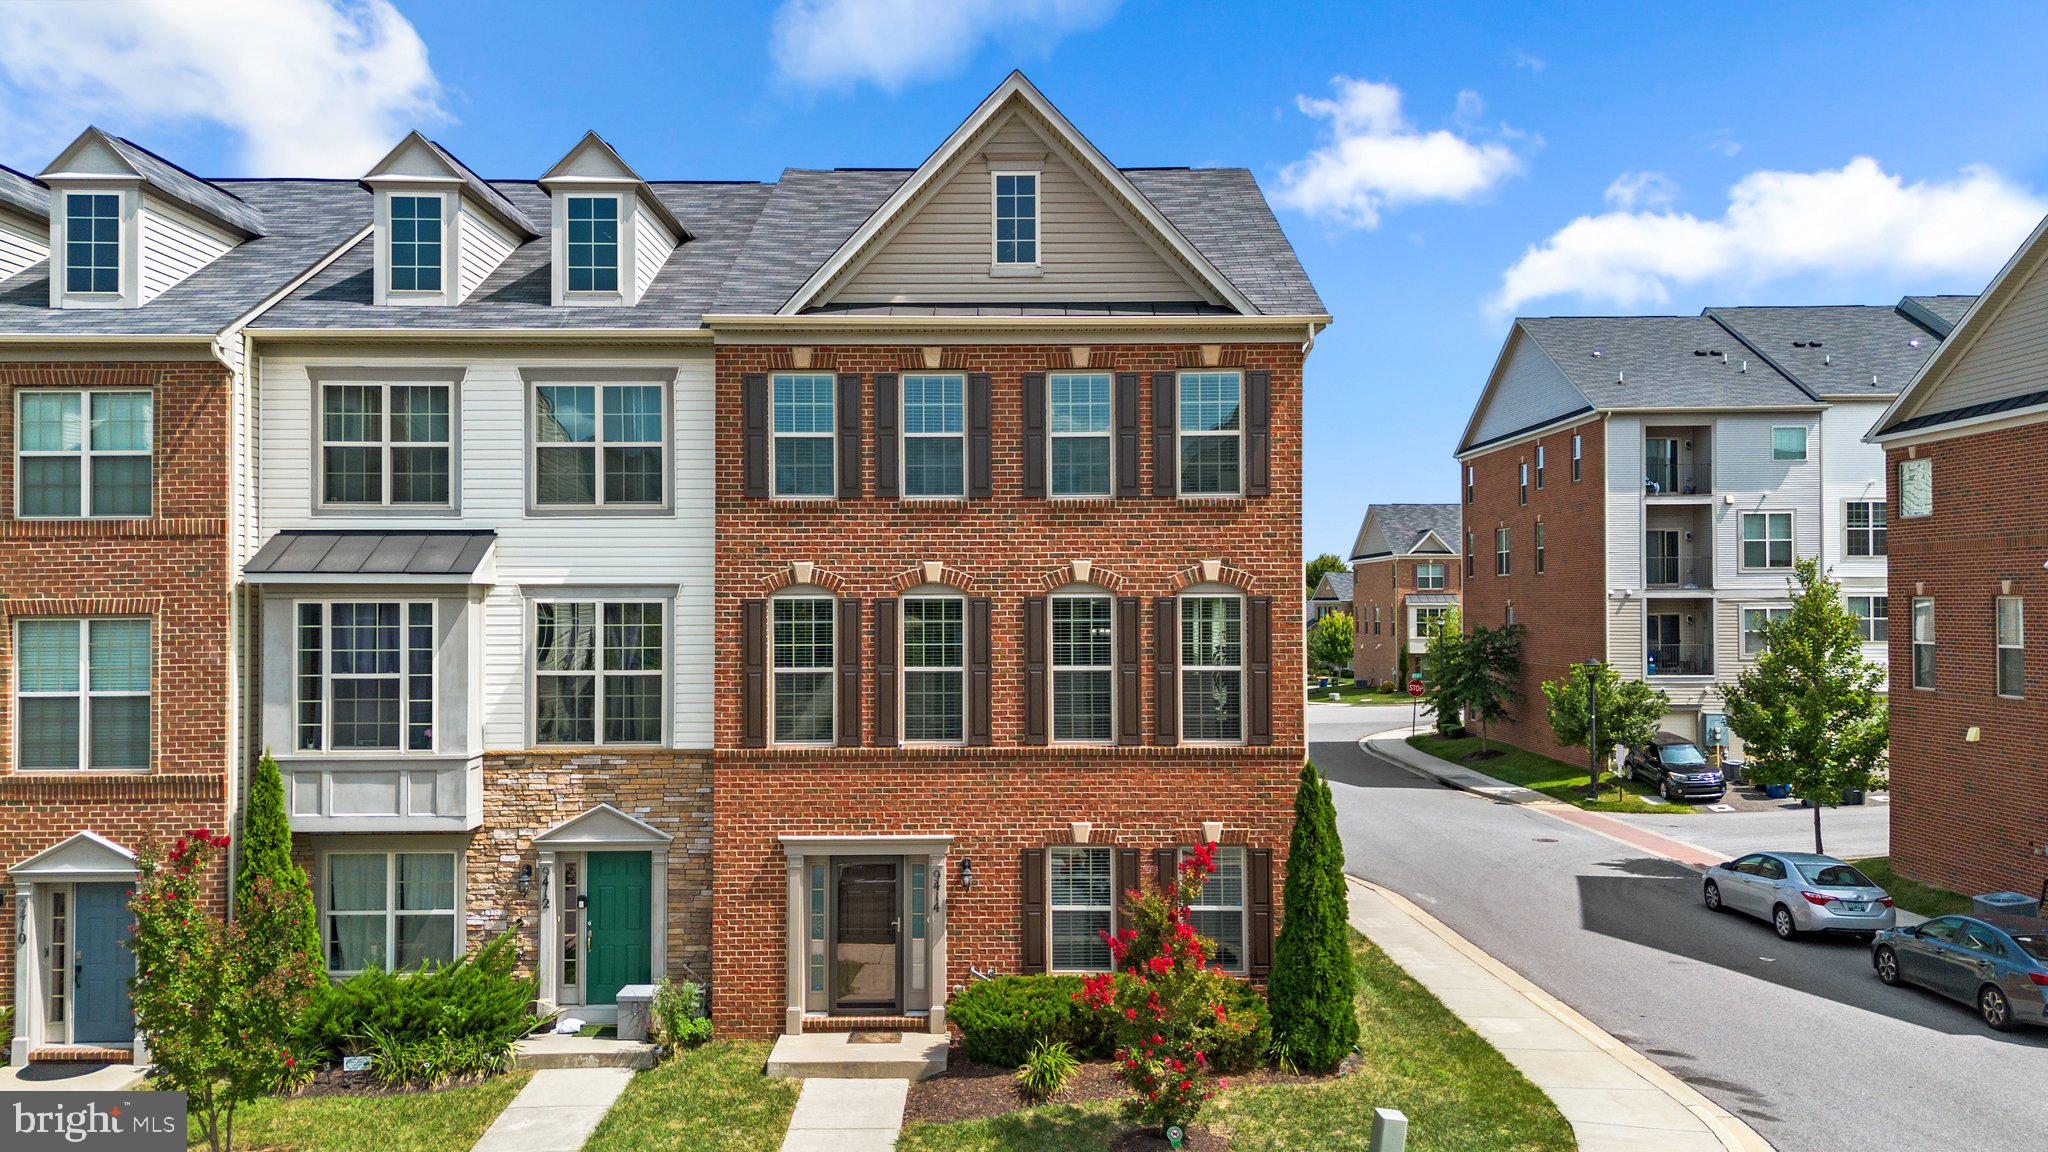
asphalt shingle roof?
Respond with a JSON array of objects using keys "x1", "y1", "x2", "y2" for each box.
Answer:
[
  {"x1": 1516, "y1": 315, "x2": 1814, "y2": 412},
  {"x1": 1708, "y1": 302, "x2": 1958, "y2": 397},
  {"x1": 1351, "y1": 503, "x2": 1461, "y2": 561},
  {"x1": 1125, "y1": 168, "x2": 1325, "y2": 316},
  {"x1": 1899, "y1": 294, "x2": 1976, "y2": 335},
  {"x1": 1311, "y1": 570, "x2": 1353, "y2": 602},
  {"x1": 417, "y1": 138, "x2": 539, "y2": 239},
  {"x1": 104, "y1": 134, "x2": 267, "y2": 237},
  {"x1": 0, "y1": 163, "x2": 48, "y2": 222}
]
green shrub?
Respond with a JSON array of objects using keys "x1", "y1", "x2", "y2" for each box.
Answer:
[
  {"x1": 297, "y1": 932, "x2": 545, "y2": 1063},
  {"x1": 1199, "y1": 976, "x2": 1271, "y2": 1074},
  {"x1": 650, "y1": 979, "x2": 714, "y2": 1058},
  {"x1": 1015, "y1": 1039, "x2": 1080, "y2": 1102},
  {"x1": 359, "y1": 1022, "x2": 513, "y2": 1088},
  {"x1": 0, "y1": 1006, "x2": 12, "y2": 1066},
  {"x1": 238, "y1": 750, "x2": 322, "y2": 974},
  {"x1": 1268, "y1": 764, "x2": 1360, "y2": 1073},
  {"x1": 947, "y1": 974, "x2": 1110, "y2": 1067}
]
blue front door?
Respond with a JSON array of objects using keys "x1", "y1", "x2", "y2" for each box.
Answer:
[{"x1": 72, "y1": 883, "x2": 136, "y2": 1045}]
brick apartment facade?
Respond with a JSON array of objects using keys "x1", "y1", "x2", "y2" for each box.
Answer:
[{"x1": 1346, "y1": 503, "x2": 1463, "y2": 688}]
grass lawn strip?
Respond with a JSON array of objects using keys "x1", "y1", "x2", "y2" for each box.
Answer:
[
  {"x1": 584, "y1": 1040, "x2": 799, "y2": 1152},
  {"x1": 1851, "y1": 856, "x2": 1976, "y2": 919},
  {"x1": 897, "y1": 930, "x2": 1574, "y2": 1152},
  {"x1": 193, "y1": 1071, "x2": 529, "y2": 1152},
  {"x1": 1409, "y1": 733, "x2": 1693, "y2": 815},
  {"x1": 1311, "y1": 680, "x2": 1416, "y2": 706}
]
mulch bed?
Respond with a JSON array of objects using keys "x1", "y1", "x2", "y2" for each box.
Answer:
[
  {"x1": 278, "y1": 1065, "x2": 501, "y2": 1100},
  {"x1": 903, "y1": 1043, "x2": 1340, "y2": 1129}
]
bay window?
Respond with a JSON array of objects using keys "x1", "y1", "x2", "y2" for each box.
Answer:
[{"x1": 296, "y1": 601, "x2": 435, "y2": 753}]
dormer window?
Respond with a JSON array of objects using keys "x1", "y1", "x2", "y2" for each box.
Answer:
[
  {"x1": 388, "y1": 195, "x2": 443, "y2": 294},
  {"x1": 566, "y1": 196, "x2": 620, "y2": 294},
  {"x1": 992, "y1": 171, "x2": 1038, "y2": 267},
  {"x1": 64, "y1": 193, "x2": 121, "y2": 294}
]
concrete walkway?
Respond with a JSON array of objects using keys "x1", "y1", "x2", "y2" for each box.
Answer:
[
  {"x1": 1348, "y1": 875, "x2": 1772, "y2": 1152},
  {"x1": 778, "y1": 1077, "x2": 909, "y2": 1152},
  {"x1": 0, "y1": 1062, "x2": 149, "y2": 1091},
  {"x1": 471, "y1": 1067, "x2": 634, "y2": 1152}
]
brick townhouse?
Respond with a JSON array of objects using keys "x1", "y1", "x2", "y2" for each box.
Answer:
[
  {"x1": 1456, "y1": 299, "x2": 1966, "y2": 764},
  {"x1": 1346, "y1": 503, "x2": 1460, "y2": 686},
  {"x1": 0, "y1": 72, "x2": 1323, "y2": 1051},
  {"x1": 1870, "y1": 214, "x2": 2048, "y2": 900}
]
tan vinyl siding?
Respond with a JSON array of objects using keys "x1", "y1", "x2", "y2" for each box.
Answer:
[
  {"x1": 1908, "y1": 246, "x2": 2048, "y2": 417},
  {"x1": 138, "y1": 195, "x2": 234, "y2": 303},
  {"x1": 1607, "y1": 596, "x2": 1643, "y2": 678},
  {"x1": 1470, "y1": 330, "x2": 1587, "y2": 447}
]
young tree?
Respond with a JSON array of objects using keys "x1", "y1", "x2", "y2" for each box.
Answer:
[
  {"x1": 1542, "y1": 662, "x2": 1668, "y2": 794},
  {"x1": 1304, "y1": 553, "x2": 1346, "y2": 595},
  {"x1": 1307, "y1": 610, "x2": 1354, "y2": 681},
  {"x1": 237, "y1": 750, "x2": 322, "y2": 971},
  {"x1": 131, "y1": 830, "x2": 324, "y2": 1152},
  {"x1": 1723, "y1": 558, "x2": 1888, "y2": 853},
  {"x1": 1268, "y1": 763, "x2": 1358, "y2": 1072},
  {"x1": 1421, "y1": 608, "x2": 1466, "y2": 734},
  {"x1": 1460, "y1": 623, "x2": 1525, "y2": 754}
]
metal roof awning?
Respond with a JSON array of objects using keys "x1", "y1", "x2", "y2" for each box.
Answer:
[
  {"x1": 1405, "y1": 593, "x2": 1459, "y2": 607},
  {"x1": 246, "y1": 530, "x2": 497, "y2": 586}
]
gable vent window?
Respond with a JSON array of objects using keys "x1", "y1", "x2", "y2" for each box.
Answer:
[
  {"x1": 566, "y1": 197, "x2": 620, "y2": 293},
  {"x1": 993, "y1": 171, "x2": 1038, "y2": 266},
  {"x1": 389, "y1": 196, "x2": 443, "y2": 293},
  {"x1": 64, "y1": 193, "x2": 121, "y2": 295}
]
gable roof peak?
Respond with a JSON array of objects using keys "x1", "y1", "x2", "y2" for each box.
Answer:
[
  {"x1": 538, "y1": 130, "x2": 688, "y2": 241},
  {"x1": 360, "y1": 130, "x2": 539, "y2": 240},
  {"x1": 40, "y1": 125, "x2": 266, "y2": 238}
]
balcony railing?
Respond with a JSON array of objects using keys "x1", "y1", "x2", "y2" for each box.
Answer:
[
  {"x1": 1644, "y1": 557, "x2": 1713, "y2": 589},
  {"x1": 1646, "y1": 644, "x2": 1713, "y2": 677},
  {"x1": 1642, "y1": 464, "x2": 1711, "y2": 496}
]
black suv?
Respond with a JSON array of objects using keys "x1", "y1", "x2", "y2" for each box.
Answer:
[{"x1": 1624, "y1": 732, "x2": 1727, "y2": 802}]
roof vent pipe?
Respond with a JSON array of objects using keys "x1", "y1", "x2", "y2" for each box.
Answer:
[
  {"x1": 1617, "y1": 370, "x2": 1625, "y2": 384},
  {"x1": 1824, "y1": 353, "x2": 1831, "y2": 366},
  {"x1": 1740, "y1": 359, "x2": 1747, "y2": 373}
]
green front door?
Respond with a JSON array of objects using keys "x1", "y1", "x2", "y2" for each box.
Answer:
[{"x1": 585, "y1": 852, "x2": 652, "y2": 1007}]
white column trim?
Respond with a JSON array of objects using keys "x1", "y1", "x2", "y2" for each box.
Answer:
[{"x1": 783, "y1": 852, "x2": 806, "y2": 1036}]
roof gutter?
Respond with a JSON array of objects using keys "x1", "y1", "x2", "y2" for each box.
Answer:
[
  {"x1": 704, "y1": 313, "x2": 1330, "y2": 333},
  {"x1": 246, "y1": 327, "x2": 717, "y2": 345}
]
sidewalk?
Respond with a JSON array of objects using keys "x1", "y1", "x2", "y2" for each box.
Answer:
[
  {"x1": 1347, "y1": 876, "x2": 1772, "y2": 1152},
  {"x1": 778, "y1": 1078, "x2": 908, "y2": 1152},
  {"x1": 471, "y1": 1067, "x2": 634, "y2": 1152}
]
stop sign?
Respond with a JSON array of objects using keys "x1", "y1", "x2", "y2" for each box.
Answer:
[{"x1": 1407, "y1": 677, "x2": 1425, "y2": 697}]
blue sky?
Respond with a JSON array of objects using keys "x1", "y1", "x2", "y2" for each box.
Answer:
[{"x1": 5, "y1": 1, "x2": 2047, "y2": 560}]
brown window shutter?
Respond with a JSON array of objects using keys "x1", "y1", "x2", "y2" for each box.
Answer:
[
  {"x1": 874, "y1": 373, "x2": 900, "y2": 499},
  {"x1": 1022, "y1": 596, "x2": 1048, "y2": 745},
  {"x1": 1248, "y1": 847, "x2": 1275, "y2": 978},
  {"x1": 741, "y1": 598, "x2": 766, "y2": 747},
  {"x1": 1116, "y1": 372, "x2": 1142, "y2": 498},
  {"x1": 968, "y1": 372, "x2": 993, "y2": 498},
  {"x1": 742, "y1": 373, "x2": 768, "y2": 499},
  {"x1": 1115, "y1": 596, "x2": 1142, "y2": 745},
  {"x1": 1244, "y1": 370, "x2": 1271, "y2": 497},
  {"x1": 968, "y1": 596, "x2": 993, "y2": 745},
  {"x1": 873, "y1": 598, "x2": 899, "y2": 746},
  {"x1": 1247, "y1": 595, "x2": 1273, "y2": 746},
  {"x1": 1153, "y1": 596, "x2": 1178, "y2": 745},
  {"x1": 1021, "y1": 372, "x2": 1047, "y2": 499},
  {"x1": 837, "y1": 373, "x2": 863, "y2": 498},
  {"x1": 1155, "y1": 847, "x2": 1178, "y2": 893},
  {"x1": 1021, "y1": 848, "x2": 1047, "y2": 973},
  {"x1": 1114, "y1": 846, "x2": 1140, "y2": 936},
  {"x1": 836, "y1": 597, "x2": 863, "y2": 746},
  {"x1": 1151, "y1": 371, "x2": 1177, "y2": 497}
]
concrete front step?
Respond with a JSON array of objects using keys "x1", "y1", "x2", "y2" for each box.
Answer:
[
  {"x1": 513, "y1": 1033, "x2": 656, "y2": 1071},
  {"x1": 766, "y1": 1032, "x2": 948, "y2": 1081}
]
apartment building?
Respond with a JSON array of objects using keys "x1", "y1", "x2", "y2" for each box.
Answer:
[
  {"x1": 1456, "y1": 298, "x2": 1967, "y2": 762},
  {"x1": 0, "y1": 73, "x2": 1321, "y2": 1050},
  {"x1": 1870, "y1": 216, "x2": 2048, "y2": 899},
  {"x1": 1346, "y1": 503, "x2": 1460, "y2": 685}
]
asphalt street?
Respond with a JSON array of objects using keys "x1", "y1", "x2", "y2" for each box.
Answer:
[{"x1": 1313, "y1": 703, "x2": 2048, "y2": 1152}]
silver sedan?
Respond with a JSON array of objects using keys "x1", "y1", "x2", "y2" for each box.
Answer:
[{"x1": 1702, "y1": 851, "x2": 1897, "y2": 940}]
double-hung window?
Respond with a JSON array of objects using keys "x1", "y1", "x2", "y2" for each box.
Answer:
[
  {"x1": 324, "y1": 850, "x2": 457, "y2": 974},
  {"x1": 1518, "y1": 462, "x2": 1529, "y2": 505},
  {"x1": 1048, "y1": 845, "x2": 1113, "y2": 972},
  {"x1": 1495, "y1": 527, "x2": 1510, "y2": 576},
  {"x1": 903, "y1": 595, "x2": 965, "y2": 743},
  {"x1": 1181, "y1": 595, "x2": 1243, "y2": 743},
  {"x1": 18, "y1": 389, "x2": 151, "y2": 518},
  {"x1": 1414, "y1": 605, "x2": 1450, "y2": 639},
  {"x1": 902, "y1": 374, "x2": 966, "y2": 497},
  {"x1": 1183, "y1": 845, "x2": 1247, "y2": 973},
  {"x1": 533, "y1": 600, "x2": 665, "y2": 745},
  {"x1": 1051, "y1": 594, "x2": 1114, "y2": 742},
  {"x1": 1741, "y1": 606, "x2": 1791, "y2": 657},
  {"x1": 1740, "y1": 512, "x2": 1793, "y2": 569},
  {"x1": 1911, "y1": 598, "x2": 1936, "y2": 689},
  {"x1": 1464, "y1": 465, "x2": 1474, "y2": 503},
  {"x1": 1415, "y1": 562, "x2": 1447, "y2": 591},
  {"x1": 388, "y1": 196, "x2": 443, "y2": 293},
  {"x1": 1465, "y1": 531, "x2": 1475, "y2": 577},
  {"x1": 1049, "y1": 372, "x2": 1112, "y2": 496},
  {"x1": 1535, "y1": 522, "x2": 1546, "y2": 573},
  {"x1": 992, "y1": 171, "x2": 1038, "y2": 266},
  {"x1": 64, "y1": 192, "x2": 121, "y2": 295},
  {"x1": 1535, "y1": 445, "x2": 1546, "y2": 489},
  {"x1": 1997, "y1": 597, "x2": 2024, "y2": 698},
  {"x1": 1846, "y1": 500, "x2": 1886, "y2": 557},
  {"x1": 771, "y1": 373, "x2": 836, "y2": 498},
  {"x1": 770, "y1": 596, "x2": 834, "y2": 744},
  {"x1": 533, "y1": 382, "x2": 665, "y2": 507},
  {"x1": 1847, "y1": 594, "x2": 1888, "y2": 643},
  {"x1": 1178, "y1": 371, "x2": 1242, "y2": 496},
  {"x1": 295, "y1": 602, "x2": 434, "y2": 752},
  {"x1": 14, "y1": 618, "x2": 150, "y2": 771},
  {"x1": 320, "y1": 381, "x2": 452, "y2": 507},
  {"x1": 1571, "y1": 434, "x2": 1583, "y2": 481},
  {"x1": 565, "y1": 196, "x2": 620, "y2": 294}
]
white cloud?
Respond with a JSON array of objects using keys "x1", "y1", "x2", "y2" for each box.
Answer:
[
  {"x1": 1276, "y1": 76, "x2": 1525, "y2": 230},
  {"x1": 1492, "y1": 157, "x2": 2046, "y2": 314},
  {"x1": 0, "y1": 0, "x2": 443, "y2": 176},
  {"x1": 1604, "y1": 171, "x2": 1678, "y2": 211},
  {"x1": 1510, "y1": 49, "x2": 1546, "y2": 74},
  {"x1": 1697, "y1": 129, "x2": 1742, "y2": 158},
  {"x1": 771, "y1": 0, "x2": 1119, "y2": 93}
]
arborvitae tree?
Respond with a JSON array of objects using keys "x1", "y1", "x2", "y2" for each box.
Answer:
[
  {"x1": 1267, "y1": 763, "x2": 1359, "y2": 1072},
  {"x1": 238, "y1": 749, "x2": 323, "y2": 971}
]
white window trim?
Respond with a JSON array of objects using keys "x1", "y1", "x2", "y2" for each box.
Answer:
[
  {"x1": 11, "y1": 616, "x2": 152, "y2": 773},
  {"x1": 525, "y1": 373, "x2": 673, "y2": 513},
  {"x1": 529, "y1": 597, "x2": 669, "y2": 748},
  {"x1": 1176, "y1": 370, "x2": 1243, "y2": 498},
  {"x1": 1740, "y1": 604, "x2": 1792, "y2": 658},
  {"x1": 1047, "y1": 844, "x2": 1114, "y2": 974},
  {"x1": 1738, "y1": 510, "x2": 1796, "y2": 571},
  {"x1": 1495, "y1": 527, "x2": 1510, "y2": 576},
  {"x1": 562, "y1": 193, "x2": 624, "y2": 298},
  {"x1": 1411, "y1": 605, "x2": 1450, "y2": 639},
  {"x1": 1415, "y1": 562, "x2": 1446, "y2": 591},
  {"x1": 1845, "y1": 499, "x2": 1887, "y2": 558},
  {"x1": 295, "y1": 599, "x2": 437, "y2": 756},
  {"x1": 1047, "y1": 372, "x2": 1114, "y2": 499},
  {"x1": 319, "y1": 847, "x2": 462, "y2": 977},
  {"x1": 901, "y1": 589, "x2": 967, "y2": 746},
  {"x1": 14, "y1": 388, "x2": 153, "y2": 521},
  {"x1": 1571, "y1": 434, "x2": 1583, "y2": 481},
  {"x1": 384, "y1": 191, "x2": 450, "y2": 301},
  {"x1": 1846, "y1": 594, "x2": 1888, "y2": 645},
  {"x1": 1911, "y1": 597, "x2": 1936, "y2": 690},
  {"x1": 769, "y1": 372, "x2": 838, "y2": 501},
  {"x1": 59, "y1": 190, "x2": 126, "y2": 301},
  {"x1": 1181, "y1": 845, "x2": 1248, "y2": 976},
  {"x1": 1899, "y1": 459, "x2": 1934, "y2": 519},
  {"x1": 769, "y1": 591, "x2": 836, "y2": 747},
  {"x1": 1535, "y1": 444, "x2": 1546, "y2": 488},
  {"x1": 900, "y1": 373, "x2": 967, "y2": 500},
  {"x1": 315, "y1": 377, "x2": 458, "y2": 512},
  {"x1": 1535, "y1": 522, "x2": 1546, "y2": 573},
  {"x1": 989, "y1": 169, "x2": 1041, "y2": 271},
  {"x1": 1049, "y1": 589, "x2": 1115, "y2": 745},
  {"x1": 1179, "y1": 590, "x2": 1245, "y2": 747},
  {"x1": 1518, "y1": 461, "x2": 1529, "y2": 504},
  {"x1": 1770, "y1": 424, "x2": 1809, "y2": 462},
  {"x1": 1996, "y1": 596, "x2": 2024, "y2": 699}
]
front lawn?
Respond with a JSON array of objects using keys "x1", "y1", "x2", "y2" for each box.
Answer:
[
  {"x1": 1311, "y1": 679, "x2": 1419, "y2": 706},
  {"x1": 897, "y1": 930, "x2": 1573, "y2": 1152},
  {"x1": 192, "y1": 1072, "x2": 529, "y2": 1152},
  {"x1": 1408, "y1": 733, "x2": 1692, "y2": 815},
  {"x1": 1851, "y1": 856, "x2": 1975, "y2": 919},
  {"x1": 584, "y1": 1041, "x2": 799, "y2": 1152}
]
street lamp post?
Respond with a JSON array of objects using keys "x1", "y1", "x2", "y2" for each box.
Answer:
[{"x1": 1579, "y1": 659, "x2": 1605, "y2": 792}]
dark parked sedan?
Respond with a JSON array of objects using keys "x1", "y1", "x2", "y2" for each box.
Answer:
[
  {"x1": 1873, "y1": 914, "x2": 2048, "y2": 1031},
  {"x1": 1623, "y1": 732, "x2": 1726, "y2": 802}
]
